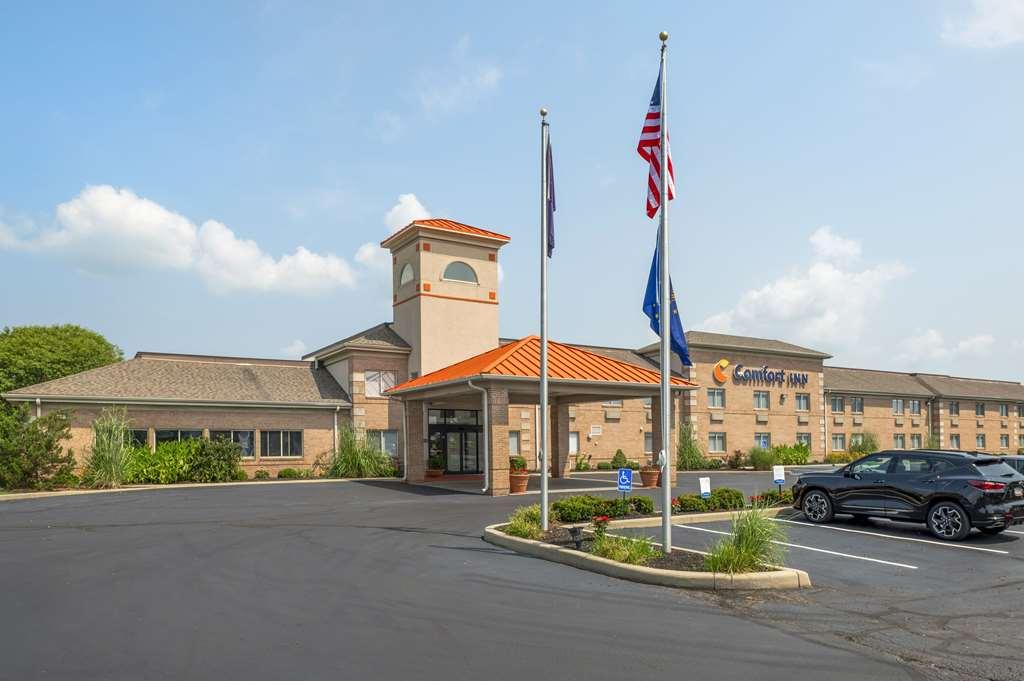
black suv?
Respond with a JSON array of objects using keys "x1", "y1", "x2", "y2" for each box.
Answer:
[{"x1": 792, "y1": 450, "x2": 1024, "y2": 540}]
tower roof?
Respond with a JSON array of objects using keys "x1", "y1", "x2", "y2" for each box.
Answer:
[{"x1": 380, "y1": 218, "x2": 510, "y2": 250}]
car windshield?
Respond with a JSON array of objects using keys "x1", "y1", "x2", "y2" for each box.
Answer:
[{"x1": 972, "y1": 460, "x2": 1019, "y2": 478}]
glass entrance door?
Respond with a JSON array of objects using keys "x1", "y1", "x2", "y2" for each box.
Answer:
[
  {"x1": 446, "y1": 432, "x2": 461, "y2": 472},
  {"x1": 462, "y1": 431, "x2": 479, "y2": 474},
  {"x1": 428, "y1": 409, "x2": 483, "y2": 474}
]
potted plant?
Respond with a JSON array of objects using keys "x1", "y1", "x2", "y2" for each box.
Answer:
[
  {"x1": 509, "y1": 456, "x2": 530, "y2": 494},
  {"x1": 426, "y1": 452, "x2": 445, "y2": 478},
  {"x1": 639, "y1": 460, "x2": 662, "y2": 488}
]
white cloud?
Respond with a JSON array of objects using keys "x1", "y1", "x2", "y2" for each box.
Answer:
[
  {"x1": 417, "y1": 35, "x2": 502, "y2": 116},
  {"x1": 897, "y1": 329, "x2": 996, "y2": 364},
  {"x1": 942, "y1": 0, "x2": 1024, "y2": 48},
  {"x1": 384, "y1": 193, "x2": 430, "y2": 233},
  {"x1": 354, "y1": 241, "x2": 392, "y2": 271},
  {"x1": 0, "y1": 185, "x2": 357, "y2": 295},
  {"x1": 280, "y1": 339, "x2": 307, "y2": 359},
  {"x1": 702, "y1": 227, "x2": 909, "y2": 347}
]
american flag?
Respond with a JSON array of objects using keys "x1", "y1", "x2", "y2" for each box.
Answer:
[{"x1": 637, "y1": 70, "x2": 675, "y2": 219}]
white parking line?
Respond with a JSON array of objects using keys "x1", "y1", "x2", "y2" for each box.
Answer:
[
  {"x1": 673, "y1": 523, "x2": 918, "y2": 570},
  {"x1": 771, "y1": 517, "x2": 1010, "y2": 555},
  {"x1": 1004, "y1": 530, "x2": 1024, "y2": 536}
]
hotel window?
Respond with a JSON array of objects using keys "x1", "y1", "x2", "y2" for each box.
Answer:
[
  {"x1": 999, "y1": 404, "x2": 1009, "y2": 417},
  {"x1": 364, "y1": 370, "x2": 397, "y2": 398},
  {"x1": 892, "y1": 399, "x2": 904, "y2": 415},
  {"x1": 707, "y1": 389, "x2": 725, "y2": 408},
  {"x1": 830, "y1": 396, "x2": 844, "y2": 413},
  {"x1": 589, "y1": 425, "x2": 602, "y2": 437},
  {"x1": 508, "y1": 430, "x2": 520, "y2": 456},
  {"x1": 975, "y1": 402, "x2": 986, "y2": 417},
  {"x1": 831, "y1": 433, "x2": 846, "y2": 451},
  {"x1": 367, "y1": 429, "x2": 398, "y2": 457},
  {"x1": 708, "y1": 432, "x2": 726, "y2": 453},
  {"x1": 909, "y1": 400, "x2": 921, "y2": 416},
  {"x1": 568, "y1": 431, "x2": 579, "y2": 455},
  {"x1": 753, "y1": 391, "x2": 770, "y2": 410},
  {"x1": 1019, "y1": 404, "x2": 1024, "y2": 417},
  {"x1": 260, "y1": 430, "x2": 303, "y2": 457},
  {"x1": 949, "y1": 434, "x2": 961, "y2": 449},
  {"x1": 796, "y1": 432, "x2": 812, "y2": 447},
  {"x1": 850, "y1": 397, "x2": 864, "y2": 414},
  {"x1": 644, "y1": 432, "x2": 653, "y2": 454},
  {"x1": 1019, "y1": 434, "x2": 1024, "y2": 448},
  {"x1": 1000, "y1": 434, "x2": 1010, "y2": 449},
  {"x1": 893, "y1": 433, "x2": 906, "y2": 449},
  {"x1": 398, "y1": 263, "x2": 414, "y2": 286},
  {"x1": 851, "y1": 433, "x2": 864, "y2": 447},
  {"x1": 155, "y1": 429, "x2": 202, "y2": 444},
  {"x1": 949, "y1": 401, "x2": 960, "y2": 416},
  {"x1": 976, "y1": 434, "x2": 986, "y2": 449},
  {"x1": 442, "y1": 261, "x2": 478, "y2": 284},
  {"x1": 129, "y1": 429, "x2": 148, "y2": 447},
  {"x1": 754, "y1": 432, "x2": 771, "y2": 449},
  {"x1": 910, "y1": 433, "x2": 922, "y2": 449},
  {"x1": 210, "y1": 430, "x2": 256, "y2": 457},
  {"x1": 795, "y1": 393, "x2": 810, "y2": 412}
]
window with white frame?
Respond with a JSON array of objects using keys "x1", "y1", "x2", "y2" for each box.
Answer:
[
  {"x1": 589, "y1": 425, "x2": 602, "y2": 437},
  {"x1": 999, "y1": 404, "x2": 1009, "y2": 417},
  {"x1": 975, "y1": 402, "x2": 986, "y2": 417},
  {"x1": 754, "y1": 432, "x2": 771, "y2": 449},
  {"x1": 1019, "y1": 434, "x2": 1024, "y2": 448},
  {"x1": 708, "y1": 432, "x2": 726, "y2": 453},
  {"x1": 830, "y1": 396, "x2": 845, "y2": 413},
  {"x1": 155, "y1": 429, "x2": 202, "y2": 444},
  {"x1": 976, "y1": 434, "x2": 986, "y2": 449},
  {"x1": 398, "y1": 263, "x2": 414, "y2": 286},
  {"x1": 893, "y1": 433, "x2": 906, "y2": 449},
  {"x1": 910, "y1": 433, "x2": 922, "y2": 449},
  {"x1": 851, "y1": 433, "x2": 864, "y2": 446},
  {"x1": 795, "y1": 393, "x2": 810, "y2": 411},
  {"x1": 364, "y1": 370, "x2": 397, "y2": 398},
  {"x1": 210, "y1": 430, "x2": 255, "y2": 457},
  {"x1": 260, "y1": 430, "x2": 303, "y2": 457},
  {"x1": 508, "y1": 430, "x2": 520, "y2": 456},
  {"x1": 707, "y1": 388, "x2": 725, "y2": 409},
  {"x1": 949, "y1": 434, "x2": 961, "y2": 449},
  {"x1": 644, "y1": 432, "x2": 653, "y2": 454},
  {"x1": 796, "y1": 432, "x2": 812, "y2": 447},
  {"x1": 367, "y1": 429, "x2": 398, "y2": 456},
  {"x1": 949, "y1": 401, "x2": 960, "y2": 416},
  {"x1": 892, "y1": 399, "x2": 905, "y2": 415},
  {"x1": 1000, "y1": 434, "x2": 1009, "y2": 449},
  {"x1": 909, "y1": 400, "x2": 921, "y2": 416},
  {"x1": 129, "y1": 429, "x2": 149, "y2": 447},
  {"x1": 442, "y1": 261, "x2": 478, "y2": 284},
  {"x1": 851, "y1": 397, "x2": 864, "y2": 414},
  {"x1": 831, "y1": 433, "x2": 846, "y2": 451},
  {"x1": 568, "y1": 431, "x2": 579, "y2": 454},
  {"x1": 753, "y1": 391, "x2": 770, "y2": 410}
]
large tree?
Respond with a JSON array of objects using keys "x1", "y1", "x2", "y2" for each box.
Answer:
[{"x1": 0, "y1": 324, "x2": 123, "y2": 394}]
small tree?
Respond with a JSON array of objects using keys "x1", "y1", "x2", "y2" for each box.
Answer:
[
  {"x1": 0, "y1": 405, "x2": 75, "y2": 490},
  {"x1": 849, "y1": 432, "x2": 880, "y2": 458},
  {"x1": 610, "y1": 449, "x2": 628, "y2": 468},
  {"x1": 676, "y1": 421, "x2": 705, "y2": 470},
  {"x1": 925, "y1": 433, "x2": 941, "y2": 449},
  {"x1": 83, "y1": 407, "x2": 132, "y2": 488},
  {"x1": 328, "y1": 425, "x2": 396, "y2": 478}
]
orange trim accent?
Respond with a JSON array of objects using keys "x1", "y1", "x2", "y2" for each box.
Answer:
[
  {"x1": 393, "y1": 291, "x2": 499, "y2": 307},
  {"x1": 423, "y1": 242, "x2": 431, "y2": 251},
  {"x1": 380, "y1": 218, "x2": 511, "y2": 249},
  {"x1": 415, "y1": 283, "x2": 421, "y2": 291},
  {"x1": 422, "y1": 282, "x2": 431, "y2": 292},
  {"x1": 488, "y1": 291, "x2": 496, "y2": 300},
  {"x1": 488, "y1": 253, "x2": 496, "y2": 261},
  {"x1": 415, "y1": 244, "x2": 420, "y2": 252}
]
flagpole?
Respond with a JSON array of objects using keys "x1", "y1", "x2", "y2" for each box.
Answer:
[
  {"x1": 539, "y1": 107, "x2": 550, "y2": 531},
  {"x1": 657, "y1": 31, "x2": 672, "y2": 554}
]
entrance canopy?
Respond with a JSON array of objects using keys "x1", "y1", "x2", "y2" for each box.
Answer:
[{"x1": 386, "y1": 335, "x2": 695, "y2": 404}]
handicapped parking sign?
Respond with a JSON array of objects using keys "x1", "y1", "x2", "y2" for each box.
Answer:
[
  {"x1": 772, "y1": 465, "x2": 786, "y2": 486},
  {"x1": 617, "y1": 468, "x2": 633, "y2": 492}
]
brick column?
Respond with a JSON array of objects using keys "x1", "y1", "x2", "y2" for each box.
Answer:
[
  {"x1": 405, "y1": 399, "x2": 426, "y2": 483},
  {"x1": 486, "y1": 386, "x2": 510, "y2": 496},
  {"x1": 549, "y1": 399, "x2": 572, "y2": 478}
]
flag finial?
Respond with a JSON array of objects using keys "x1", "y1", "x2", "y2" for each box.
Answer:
[
  {"x1": 659, "y1": 31, "x2": 669, "y2": 42},
  {"x1": 539, "y1": 107, "x2": 548, "y2": 118}
]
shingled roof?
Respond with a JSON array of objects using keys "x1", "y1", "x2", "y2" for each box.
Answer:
[
  {"x1": 303, "y1": 322, "x2": 411, "y2": 361},
  {"x1": 655, "y1": 331, "x2": 832, "y2": 359},
  {"x1": 824, "y1": 366, "x2": 935, "y2": 397},
  {"x1": 3, "y1": 353, "x2": 350, "y2": 407},
  {"x1": 912, "y1": 373, "x2": 1024, "y2": 402}
]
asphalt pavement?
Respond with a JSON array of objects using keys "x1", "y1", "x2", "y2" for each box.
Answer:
[{"x1": 0, "y1": 480, "x2": 916, "y2": 681}]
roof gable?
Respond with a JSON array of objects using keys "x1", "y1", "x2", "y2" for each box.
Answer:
[{"x1": 303, "y1": 322, "x2": 410, "y2": 361}]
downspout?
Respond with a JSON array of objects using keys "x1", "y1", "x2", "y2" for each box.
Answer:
[
  {"x1": 35, "y1": 397, "x2": 42, "y2": 419},
  {"x1": 333, "y1": 406, "x2": 340, "y2": 452},
  {"x1": 467, "y1": 378, "x2": 489, "y2": 493},
  {"x1": 401, "y1": 399, "x2": 408, "y2": 482}
]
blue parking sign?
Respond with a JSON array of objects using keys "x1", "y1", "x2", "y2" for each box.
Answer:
[{"x1": 617, "y1": 468, "x2": 633, "y2": 492}]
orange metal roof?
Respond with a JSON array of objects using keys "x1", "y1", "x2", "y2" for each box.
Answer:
[
  {"x1": 388, "y1": 336, "x2": 694, "y2": 394},
  {"x1": 380, "y1": 218, "x2": 511, "y2": 248}
]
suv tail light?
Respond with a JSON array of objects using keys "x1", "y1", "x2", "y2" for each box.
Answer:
[{"x1": 968, "y1": 480, "x2": 1007, "y2": 491}]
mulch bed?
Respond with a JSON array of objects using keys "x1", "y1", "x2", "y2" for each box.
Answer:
[{"x1": 532, "y1": 524, "x2": 708, "y2": 572}]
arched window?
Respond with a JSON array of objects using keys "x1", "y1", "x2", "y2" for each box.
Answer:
[
  {"x1": 442, "y1": 261, "x2": 478, "y2": 284},
  {"x1": 399, "y1": 263, "x2": 414, "y2": 286}
]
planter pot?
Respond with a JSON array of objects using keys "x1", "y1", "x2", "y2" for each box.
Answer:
[
  {"x1": 639, "y1": 469, "x2": 661, "y2": 488},
  {"x1": 509, "y1": 471, "x2": 530, "y2": 494},
  {"x1": 426, "y1": 468, "x2": 444, "y2": 479}
]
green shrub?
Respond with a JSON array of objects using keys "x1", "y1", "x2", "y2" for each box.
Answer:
[
  {"x1": 277, "y1": 468, "x2": 302, "y2": 479},
  {"x1": 573, "y1": 455, "x2": 590, "y2": 471},
  {"x1": 773, "y1": 443, "x2": 810, "y2": 466},
  {"x1": 703, "y1": 506, "x2": 786, "y2": 574},
  {"x1": 254, "y1": 469, "x2": 270, "y2": 480},
  {"x1": 676, "y1": 422, "x2": 705, "y2": 470},
  {"x1": 232, "y1": 468, "x2": 248, "y2": 481},
  {"x1": 703, "y1": 458, "x2": 724, "y2": 470},
  {"x1": 596, "y1": 461, "x2": 612, "y2": 470},
  {"x1": 825, "y1": 451, "x2": 857, "y2": 464},
  {"x1": 328, "y1": 425, "x2": 397, "y2": 478},
  {"x1": 190, "y1": 438, "x2": 243, "y2": 483},
  {"x1": 510, "y1": 456, "x2": 527, "y2": 471},
  {"x1": 708, "y1": 487, "x2": 745, "y2": 511},
  {"x1": 629, "y1": 495, "x2": 654, "y2": 515},
  {"x1": 0, "y1": 406, "x2": 76, "y2": 490},
  {"x1": 82, "y1": 407, "x2": 132, "y2": 488},
  {"x1": 672, "y1": 493, "x2": 707, "y2": 513},
  {"x1": 628, "y1": 460, "x2": 640, "y2": 470},
  {"x1": 610, "y1": 449, "x2": 628, "y2": 468},
  {"x1": 750, "y1": 488, "x2": 794, "y2": 506},
  {"x1": 551, "y1": 495, "x2": 607, "y2": 522},
  {"x1": 591, "y1": 533, "x2": 659, "y2": 565},
  {"x1": 504, "y1": 504, "x2": 543, "y2": 539},
  {"x1": 124, "y1": 439, "x2": 198, "y2": 484},
  {"x1": 848, "y1": 432, "x2": 879, "y2": 458},
  {"x1": 748, "y1": 447, "x2": 774, "y2": 470},
  {"x1": 427, "y1": 452, "x2": 444, "y2": 470},
  {"x1": 600, "y1": 497, "x2": 631, "y2": 518},
  {"x1": 725, "y1": 450, "x2": 748, "y2": 469}
]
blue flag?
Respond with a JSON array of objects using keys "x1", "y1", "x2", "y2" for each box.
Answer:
[
  {"x1": 643, "y1": 232, "x2": 692, "y2": 367},
  {"x1": 546, "y1": 138, "x2": 555, "y2": 257}
]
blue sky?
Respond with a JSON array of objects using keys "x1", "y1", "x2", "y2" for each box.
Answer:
[{"x1": 2, "y1": 1, "x2": 1022, "y2": 379}]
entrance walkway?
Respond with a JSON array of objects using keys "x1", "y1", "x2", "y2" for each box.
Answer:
[{"x1": 413, "y1": 473, "x2": 618, "y2": 495}]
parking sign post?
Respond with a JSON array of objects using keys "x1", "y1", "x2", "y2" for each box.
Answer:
[{"x1": 773, "y1": 465, "x2": 786, "y2": 498}]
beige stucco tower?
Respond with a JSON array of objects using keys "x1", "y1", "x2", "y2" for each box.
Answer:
[{"x1": 381, "y1": 219, "x2": 510, "y2": 378}]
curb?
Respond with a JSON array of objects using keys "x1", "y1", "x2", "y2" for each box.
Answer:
[
  {"x1": 0, "y1": 477, "x2": 401, "y2": 503},
  {"x1": 483, "y1": 524, "x2": 811, "y2": 590},
  {"x1": 607, "y1": 506, "x2": 788, "y2": 528}
]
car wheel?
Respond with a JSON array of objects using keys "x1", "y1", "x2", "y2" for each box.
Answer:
[
  {"x1": 980, "y1": 526, "x2": 1006, "y2": 536},
  {"x1": 927, "y1": 502, "x2": 971, "y2": 541},
  {"x1": 802, "y1": 490, "x2": 833, "y2": 523}
]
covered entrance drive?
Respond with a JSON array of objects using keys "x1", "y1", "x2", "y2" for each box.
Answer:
[{"x1": 387, "y1": 336, "x2": 696, "y2": 496}]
